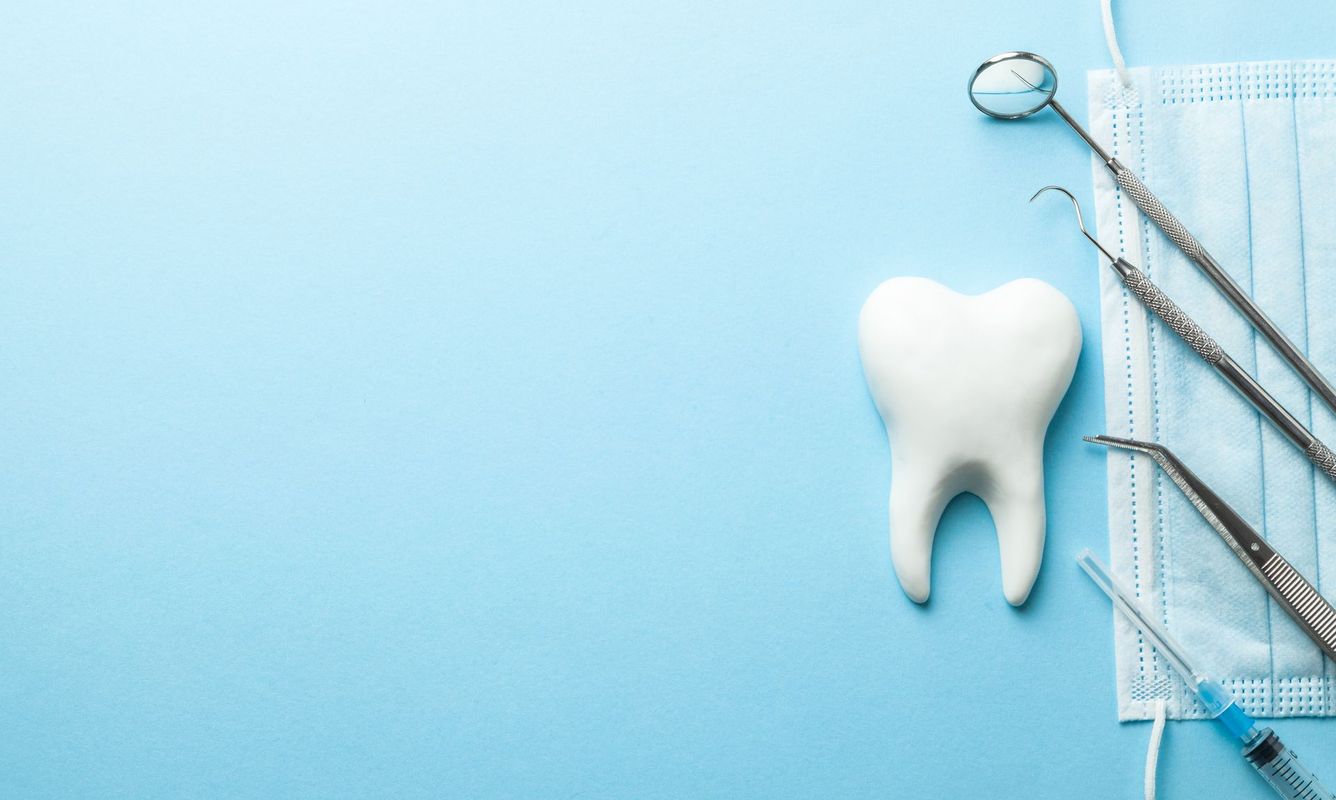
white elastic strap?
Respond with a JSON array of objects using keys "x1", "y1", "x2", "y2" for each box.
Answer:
[
  {"x1": 1100, "y1": 0, "x2": 1133, "y2": 86},
  {"x1": 1144, "y1": 698, "x2": 1167, "y2": 800}
]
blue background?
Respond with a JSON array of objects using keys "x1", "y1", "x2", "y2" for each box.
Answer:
[{"x1": 2, "y1": 1, "x2": 1334, "y2": 797}]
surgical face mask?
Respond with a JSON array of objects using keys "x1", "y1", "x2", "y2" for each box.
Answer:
[{"x1": 1091, "y1": 61, "x2": 1336, "y2": 720}]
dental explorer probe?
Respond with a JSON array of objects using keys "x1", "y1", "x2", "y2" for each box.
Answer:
[
  {"x1": 1087, "y1": 435, "x2": 1336, "y2": 663},
  {"x1": 1079, "y1": 550, "x2": 1336, "y2": 800},
  {"x1": 969, "y1": 52, "x2": 1336, "y2": 417},
  {"x1": 1034, "y1": 185, "x2": 1336, "y2": 484}
]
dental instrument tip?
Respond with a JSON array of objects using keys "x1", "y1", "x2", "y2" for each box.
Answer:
[
  {"x1": 1083, "y1": 434, "x2": 1164, "y2": 455},
  {"x1": 1030, "y1": 185, "x2": 1118, "y2": 264},
  {"x1": 1028, "y1": 184, "x2": 1067, "y2": 204}
]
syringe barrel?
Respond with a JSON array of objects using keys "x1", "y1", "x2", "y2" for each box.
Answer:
[{"x1": 1244, "y1": 728, "x2": 1336, "y2": 800}]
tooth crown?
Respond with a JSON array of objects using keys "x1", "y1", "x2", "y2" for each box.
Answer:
[{"x1": 858, "y1": 277, "x2": 1081, "y2": 606}]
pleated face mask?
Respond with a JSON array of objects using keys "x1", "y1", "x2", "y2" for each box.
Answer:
[{"x1": 1090, "y1": 61, "x2": 1336, "y2": 721}]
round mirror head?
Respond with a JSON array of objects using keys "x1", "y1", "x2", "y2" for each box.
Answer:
[{"x1": 969, "y1": 52, "x2": 1057, "y2": 119}]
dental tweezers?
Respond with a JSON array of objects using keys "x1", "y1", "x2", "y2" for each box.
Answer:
[
  {"x1": 1036, "y1": 186, "x2": 1336, "y2": 484},
  {"x1": 1088, "y1": 434, "x2": 1336, "y2": 663}
]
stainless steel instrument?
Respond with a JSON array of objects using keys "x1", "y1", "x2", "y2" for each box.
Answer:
[
  {"x1": 1037, "y1": 185, "x2": 1336, "y2": 483},
  {"x1": 1088, "y1": 434, "x2": 1336, "y2": 663},
  {"x1": 969, "y1": 51, "x2": 1336, "y2": 417}
]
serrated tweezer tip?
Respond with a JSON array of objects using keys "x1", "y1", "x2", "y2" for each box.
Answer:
[{"x1": 1084, "y1": 434, "x2": 1164, "y2": 455}]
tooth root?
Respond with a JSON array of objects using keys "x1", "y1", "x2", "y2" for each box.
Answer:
[
  {"x1": 888, "y1": 464, "x2": 951, "y2": 604},
  {"x1": 858, "y1": 276, "x2": 1080, "y2": 605},
  {"x1": 980, "y1": 456, "x2": 1046, "y2": 606}
]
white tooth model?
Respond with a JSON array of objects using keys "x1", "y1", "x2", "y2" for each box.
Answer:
[{"x1": 858, "y1": 277, "x2": 1080, "y2": 606}]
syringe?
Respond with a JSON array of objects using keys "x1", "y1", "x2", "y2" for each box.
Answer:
[{"x1": 1078, "y1": 549, "x2": 1335, "y2": 800}]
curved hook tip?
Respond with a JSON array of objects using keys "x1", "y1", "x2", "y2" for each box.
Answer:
[
  {"x1": 1029, "y1": 185, "x2": 1115, "y2": 262},
  {"x1": 1029, "y1": 184, "x2": 1075, "y2": 204}
]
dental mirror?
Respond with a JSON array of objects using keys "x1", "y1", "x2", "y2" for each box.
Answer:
[
  {"x1": 968, "y1": 52, "x2": 1056, "y2": 119},
  {"x1": 968, "y1": 51, "x2": 1113, "y2": 161}
]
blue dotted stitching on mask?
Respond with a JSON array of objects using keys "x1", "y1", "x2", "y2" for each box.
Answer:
[
  {"x1": 1159, "y1": 60, "x2": 1336, "y2": 104},
  {"x1": 1135, "y1": 99, "x2": 1174, "y2": 705},
  {"x1": 1270, "y1": 676, "x2": 1331, "y2": 715},
  {"x1": 1108, "y1": 103, "x2": 1147, "y2": 688}
]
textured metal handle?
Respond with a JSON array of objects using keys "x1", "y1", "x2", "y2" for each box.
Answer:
[
  {"x1": 1260, "y1": 551, "x2": 1336, "y2": 662},
  {"x1": 1119, "y1": 263, "x2": 1225, "y2": 364},
  {"x1": 1113, "y1": 166, "x2": 1205, "y2": 262},
  {"x1": 1307, "y1": 440, "x2": 1336, "y2": 483}
]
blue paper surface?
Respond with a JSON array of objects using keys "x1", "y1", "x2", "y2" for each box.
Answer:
[{"x1": 2, "y1": 1, "x2": 1334, "y2": 797}]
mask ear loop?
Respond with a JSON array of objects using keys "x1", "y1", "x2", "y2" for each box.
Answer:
[
  {"x1": 1144, "y1": 698, "x2": 1167, "y2": 800},
  {"x1": 1100, "y1": 0, "x2": 1134, "y2": 87}
]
